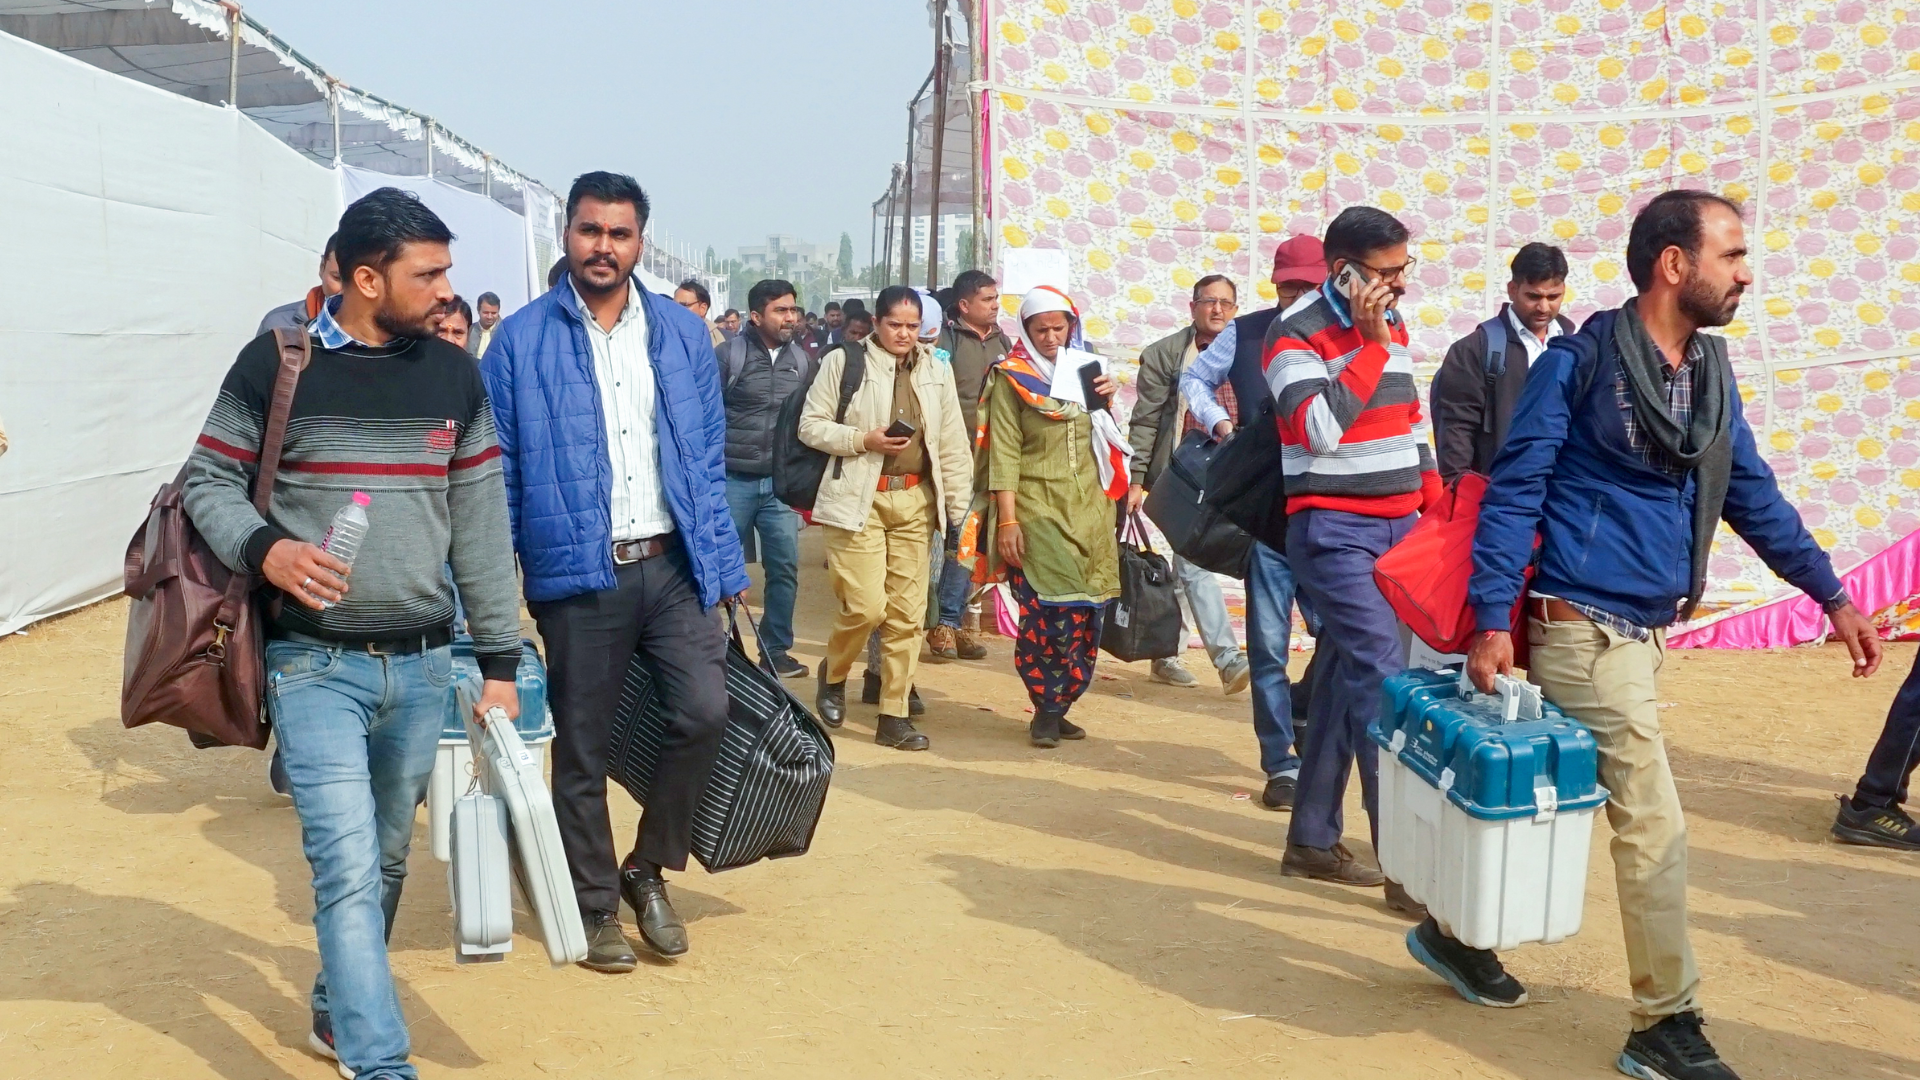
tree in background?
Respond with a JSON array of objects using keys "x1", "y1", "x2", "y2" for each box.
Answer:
[{"x1": 838, "y1": 233, "x2": 854, "y2": 278}]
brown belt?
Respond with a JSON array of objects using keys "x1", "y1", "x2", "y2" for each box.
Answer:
[
  {"x1": 612, "y1": 535, "x2": 673, "y2": 565},
  {"x1": 877, "y1": 473, "x2": 923, "y2": 492},
  {"x1": 1527, "y1": 597, "x2": 1590, "y2": 624}
]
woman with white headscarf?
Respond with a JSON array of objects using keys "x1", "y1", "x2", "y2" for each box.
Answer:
[{"x1": 970, "y1": 286, "x2": 1130, "y2": 747}]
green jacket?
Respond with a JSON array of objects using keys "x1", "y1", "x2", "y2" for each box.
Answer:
[{"x1": 1126, "y1": 325, "x2": 1198, "y2": 488}]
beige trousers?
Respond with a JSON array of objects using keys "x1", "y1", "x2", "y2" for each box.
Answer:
[
  {"x1": 823, "y1": 486, "x2": 935, "y2": 716},
  {"x1": 1527, "y1": 615, "x2": 1699, "y2": 1031}
]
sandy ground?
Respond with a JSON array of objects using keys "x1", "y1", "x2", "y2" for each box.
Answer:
[{"x1": 3, "y1": 528, "x2": 1919, "y2": 1080}]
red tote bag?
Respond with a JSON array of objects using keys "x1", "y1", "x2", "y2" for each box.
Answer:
[{"x1": 1374, "y1": 472, "x2": 1533, "y2": 662}]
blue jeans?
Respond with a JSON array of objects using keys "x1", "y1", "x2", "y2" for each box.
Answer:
[
  {"x1": 1246, "y1": 541, "x2": 1303, "y2": 780},
  {"x1": 725, "y1": 473, "x2": 799, "y2": 656},
  {"x1": 936, "y1": 543, "x2": 973, "y2": 629},
  {"x1": 266, "y1": 637, "x2": 451, "y2": 1080},
  {"x1": 1285, "y1": 509, "x2": 1416, "y2": 851}
]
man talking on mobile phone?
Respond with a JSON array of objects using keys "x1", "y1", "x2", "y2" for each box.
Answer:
[{"x1": 1261, "y1": 208, "x2": 1438, "y2": 907}]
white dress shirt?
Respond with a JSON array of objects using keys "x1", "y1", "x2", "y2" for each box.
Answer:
[
  {"x1": 1507, "y1": 305, "x2": 1552, "y2": 367},
  {"x1": 574, "y1": 279, "x2": 675, "y2": 541}
]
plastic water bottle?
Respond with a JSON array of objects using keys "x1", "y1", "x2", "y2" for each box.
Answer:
[{"x1": 316, "y1": 492, "x2": 370, "y2": 608}]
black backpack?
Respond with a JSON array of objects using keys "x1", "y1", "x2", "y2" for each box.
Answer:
[{"x1": 772, "y1": 343, "x2": 866, "y2": 511}]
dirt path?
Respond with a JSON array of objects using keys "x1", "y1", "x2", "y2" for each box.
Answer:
[{"x1": 3, "y1": 534, "x2": 1917, "y2": 1079}]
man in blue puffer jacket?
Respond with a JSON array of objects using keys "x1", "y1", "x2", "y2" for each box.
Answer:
[
  {"x1": 1437, "y1": 190, "x2": 1883, "y2": 1080},
  {"x1": 481, "y1": 172, "x2": 750, "y2": 974}
]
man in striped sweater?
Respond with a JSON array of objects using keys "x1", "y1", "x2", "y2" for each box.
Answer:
[
  {"x1": 185, "y1": 188, "x2": 522, "y2": 1080},
  {"x1": 1264, "y1": 206, "x2": 1440, "y2": 895}
]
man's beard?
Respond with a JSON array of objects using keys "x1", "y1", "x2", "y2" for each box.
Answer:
[
  {"x1": 1678, "y1": 270, "x2": 1742, "y2": 328},
  {"x1": 375, "y1": 305, "x2": 438, "y2": 340}
]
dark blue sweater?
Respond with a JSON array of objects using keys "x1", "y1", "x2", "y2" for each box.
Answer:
[{"x1": 1470, "y1": 309, "x2": 1842, "y2": 632}]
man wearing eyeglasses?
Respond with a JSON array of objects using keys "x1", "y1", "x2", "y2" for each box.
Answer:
[
  {"x1": 1263, "y1": 207, "x2": 1440, "y2": 899},
  {"x1": 1126, "y1": 275, "x2": 1251, "y2": 694}
]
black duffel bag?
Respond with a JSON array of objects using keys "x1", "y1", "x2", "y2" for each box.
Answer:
[
  {"x1": 1141, "y1": 429, "x2": 1253, "y2": 579},
  {"x1": 1203, "y1": 395, "x2": 1290, "y2": 553},
  {"x1": 1100, "y1": 512, "x2": 1185, "y2": 663},
  {"x1": 606, "y1": 607, "x2": 835, "y2": 873}
]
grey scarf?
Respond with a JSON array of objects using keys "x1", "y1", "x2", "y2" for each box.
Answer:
[{"x1": 1613, "y1": 299, "x2": 1733, "y2": 620}]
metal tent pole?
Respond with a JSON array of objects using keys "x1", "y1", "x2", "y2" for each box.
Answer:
[
  {"x1": 328, "y1": 79, "x2": 341, "y2": 164},
  {"x1": 899, "y1": 100, "x2": 918, "y2": 285},
  {"x1": 969, "y1": 0, "x2": 985, "y2": 270},
  {"x1": 225, "y1": 3, "x2": 241, "y2": 108},
  {"x1": 483, "y1": 153, "x2": 491, "y2": 197},
  {"x1": 926, "y1": 1, "x2": 950, "y2": 289},
  {"x1": 423, "y1": 116, "x2": 433, "y2": 177}
]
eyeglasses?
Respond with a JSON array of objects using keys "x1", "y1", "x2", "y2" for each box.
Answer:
[
  {"x1": 1192, "y1": 298, "x2": 1239, "y2": 310},
  {"x1": 1351, "y1": 257, "x2": 1417, "y2": 282}
]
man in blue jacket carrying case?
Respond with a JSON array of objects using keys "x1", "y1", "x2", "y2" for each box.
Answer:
[
  {"x1": 481, "y1": 172, "x2": 751, "y2": 974},
  {"x1": 1443, "y1": 190, "x2": 1884, "y2": 1080}
]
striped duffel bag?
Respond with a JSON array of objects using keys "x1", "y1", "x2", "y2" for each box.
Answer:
[{"x1": 606, "y1": 607, "x2": 835, "y2": 872}]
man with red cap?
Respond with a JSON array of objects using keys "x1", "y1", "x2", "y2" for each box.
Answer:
[{"x1": 1177, "y1": 234, "x2": 1328, "y2": 813}]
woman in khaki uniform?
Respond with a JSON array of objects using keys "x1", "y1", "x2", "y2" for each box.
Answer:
[
  {"x1": 801, "y1": 286, "x2": 973, "y2": 750},
  {"x1": 975, "y1": 286, "x2": 1130, "y2": 748}
]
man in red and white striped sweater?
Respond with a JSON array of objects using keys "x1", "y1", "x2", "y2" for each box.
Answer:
[{"x1": 1263, "y1": 206, "x2": 1440, "y2": 897}]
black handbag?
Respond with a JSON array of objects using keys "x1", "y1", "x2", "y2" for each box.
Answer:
[
  {"x1": 1100, "y1": 512, "x2": 1185, "y2": 663},
  {"x1": 1203, "y1": 395, "x2": 1290, "y2": 553},
  {"x1": 606, "y1": 607, "x2": 835, "y2": 873},
  {"x1": 1141, "y1": 429, "x2": 1254, "y2": 579}
]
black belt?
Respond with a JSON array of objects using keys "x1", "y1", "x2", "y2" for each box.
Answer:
[
  {"x1": 278, "y1": 628, "x2": 453, "y2": 655},
  {"x1": 613, "y1": 533, "x2": 676, "y2": 565}
]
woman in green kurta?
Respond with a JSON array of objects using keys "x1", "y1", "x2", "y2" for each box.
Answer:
[{"x1": 978, "y1": 286, "x2": 1130, "y2": 747}]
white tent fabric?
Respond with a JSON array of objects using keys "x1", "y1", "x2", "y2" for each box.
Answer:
[
  {"x1": 339, "y1": 166, "x2": 532, "y2": 313},
  {"x1": 0, "y1": 29, "x2": 343, "y2": 634}
]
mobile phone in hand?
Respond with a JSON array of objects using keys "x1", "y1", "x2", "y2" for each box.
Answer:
[
  {"x1": 1078, "y1": 361, "x2": 1108, "y2": 412},
  {"x1": 884, "y1": 418, "x2": 917, "y2": 439}
]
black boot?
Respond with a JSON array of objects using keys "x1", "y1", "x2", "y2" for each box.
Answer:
[
  {"x1": 875, "y1": 714, "x2": 930, "y2": 751},
  {"x1": 908, "y1": 685, "x2": 925, "y2": 715},
  {"x1": 1056, "y1": 713, "x2": 1085, "y2": 740},
  {"x1": 861, "y1": 669, "x2": 881, "y2": 705},
  {"x1": 815, "y1": 667, "x2": 846, "y2": 728},
  {"x1": 1030, "y1": 709, "x2": 1062, "y2": 748}
]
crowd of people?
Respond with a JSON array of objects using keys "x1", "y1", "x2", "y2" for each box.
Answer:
[{"x1": 180, "y1": 170, "x2": 1920, "y2": 1080}]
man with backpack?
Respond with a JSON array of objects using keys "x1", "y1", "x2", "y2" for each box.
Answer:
[
  {"x1": 1458, "y1": 190, "x2": 1882, "y2": 1080},
  {"x1": 1430, "y1": 242, "x2": 1573, "y2": 483},
  {"x1": 717, "y1": 279, "x2": 813, "y2": 678},
  {"x1": 481, "y1": 171, "x2": 750, "y2": 973}
]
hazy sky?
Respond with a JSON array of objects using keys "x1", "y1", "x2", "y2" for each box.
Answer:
[{"x1": 239, "y1": 0, "x2": 936, "y2": 261}]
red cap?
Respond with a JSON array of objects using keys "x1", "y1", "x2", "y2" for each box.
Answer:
[{"x1": 1270, "y1": 234, "x2": 1327, "y2": 285}]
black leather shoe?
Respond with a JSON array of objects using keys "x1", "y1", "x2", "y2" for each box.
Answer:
[
  {"x1": 619, "y1": 862, "x2": 689, "y2": 958},
  {"x1": 1260, "y1": 775, "x2": 1296, "y2": 811},
  {"x1": 875, "y1": 714, "x2": 930, "y2": 751},
  {"x1": 861, "y1": 669, "x2": 881, "y2": 705},
  {"x1": 908, "y1": 685, "x2": 925, "y2": 716},
  {"x1": 1057, "y1": 714, "x2": 1085, "y2": 740},
  {"x1": 578, "y1": 910, "x2": 637, "y2": 974},
  {"x1": 816, "y1": 669, "x2": 846, "y2": 728}
]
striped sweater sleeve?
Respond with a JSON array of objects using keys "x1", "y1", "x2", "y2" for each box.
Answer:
[
  {"x1": 445, "y1": 387, "x2": 525, "y2": 682},
  {"x1": 181, "y1": 347, "x2": 285, "y2": 574},
  {"x1": 1267, "y1": 332, "x2": 1396, "y2": 456}
]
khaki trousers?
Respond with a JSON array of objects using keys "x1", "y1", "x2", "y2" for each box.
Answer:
[
  {"x1": 823, "y1": 486, "x2": 935, "y2": 716},
  {"x1": 1527, "y1": 615, "x2": 1699, "y2": 1031}
]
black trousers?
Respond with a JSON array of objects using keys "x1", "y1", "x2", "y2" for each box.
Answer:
[
  {"x1": 530, "y1": 542, "x2": 729, "y2": 915},
  {"x1": 1852, "y1": 648, "x2": 1920, "y2": 810}
]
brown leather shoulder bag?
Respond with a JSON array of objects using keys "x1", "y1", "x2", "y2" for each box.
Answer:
[{"x1": 120, "y1": 328, "x2": 309, "y2": 748}]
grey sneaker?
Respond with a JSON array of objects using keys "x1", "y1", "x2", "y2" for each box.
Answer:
[
  {"x1": 1219, "y1": 654, "x2": 1251, "y2": 695},
  {"x1": 1150, "y1": 657, "x2": 1199, "y2": 687}
]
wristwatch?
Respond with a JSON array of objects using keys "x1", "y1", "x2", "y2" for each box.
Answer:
[{"x1": 1821, "y1": 588, "x2": 1854, "y2": 615}]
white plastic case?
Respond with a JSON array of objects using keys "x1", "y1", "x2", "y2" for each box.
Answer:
[
  {"x1": 471, "y1": 706, "x2": 588, "y2": 967},
  {"x1": 448, "y1": 790, "x2": 512, "y2": 962}
]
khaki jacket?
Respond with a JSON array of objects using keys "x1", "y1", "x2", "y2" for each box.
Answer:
[{"x1": 798, "y1": 337, "x2": 973, "y2": 533}]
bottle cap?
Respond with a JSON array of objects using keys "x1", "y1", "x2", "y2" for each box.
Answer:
[{"x1": 351, "y1": 491, "x2": 371, "y2": 506}]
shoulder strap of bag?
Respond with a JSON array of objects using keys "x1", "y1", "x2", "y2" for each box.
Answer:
[
  {"x1": 723, "y1": 334, "x2": 750, "y2": 393},
  {"x1": 214, "y1": 329, "x2": 309, "y2": 633},
  {"x1": 1480, "y1": 314, "x2": 1508, "y2": 379},
  {"x1": 828, "y1": 343, "x2": 866, "y2": 481}
]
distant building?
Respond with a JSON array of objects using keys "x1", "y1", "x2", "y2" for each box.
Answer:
[{"x1": 738, "y1": 234, "x2": 823, "y2": 274}]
